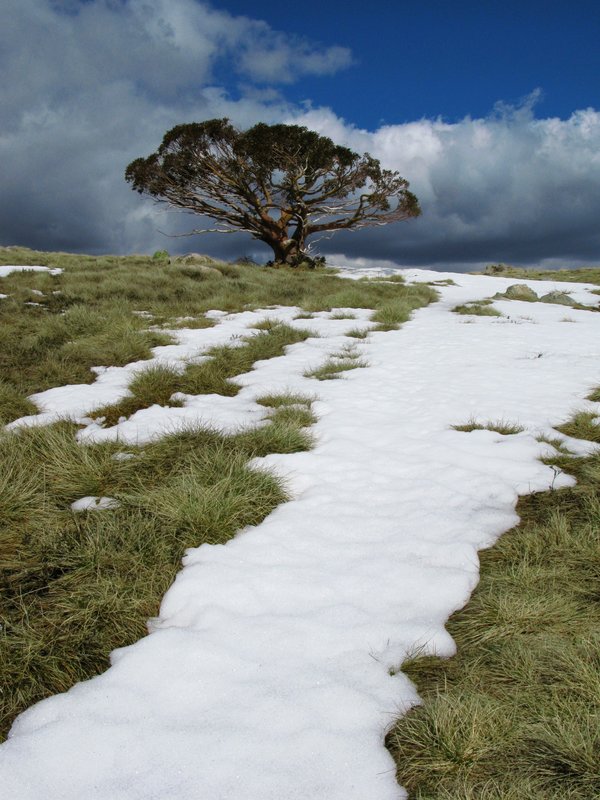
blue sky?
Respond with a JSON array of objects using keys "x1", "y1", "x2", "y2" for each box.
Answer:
[
  {"x1": 2, "y1": 0, "x2": 600, "y2": 269},
  {"x1": 217, "y1": 0, "x2": 600, "y2": 126}
]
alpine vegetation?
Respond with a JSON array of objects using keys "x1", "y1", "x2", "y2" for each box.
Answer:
[
  {"x1": 125, "y1": 119, "x2": 421, "y2": 268},
  {"x1": 2, "y1": 253, "x2": 600, "y2": 800}
]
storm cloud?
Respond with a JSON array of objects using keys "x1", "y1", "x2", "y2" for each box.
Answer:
[
  {"x1": 2, "y1": 0, "x2": 600, "y2": 269},
  {"x1": 290, "y1": 100, "x2": 600, "y2": 269}
]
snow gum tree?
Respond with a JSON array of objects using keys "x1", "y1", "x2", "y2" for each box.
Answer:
[{"x1": 125, "y1": 118, "x2": 421, "y2": 267}]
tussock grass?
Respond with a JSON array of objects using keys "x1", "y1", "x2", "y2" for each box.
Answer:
[
  {"x1": 452, "y1": 419, "x2": 525, "y2": 435},
  {"x1": 0, "y1": 246, "x2": 434, "y2": 424},
  {"x1": 0, "y1": 399, "x2": 316, "y2": 740},
  {"x1": 0, "y1": 246, "x2": 436, "y2": 739},
  {"x1": 426, "y1": 278, "x2": 457, "y2": 286},
  {"x1": 479, "y1": 263, "x2": 600, "y2": 285},
  {"x1": 453, "y1": 300, "x2": 502, "y2": 317},
  {"x1": 371, "y1": 300, "x2": 414, "y2": 330},
  {"x1": 358, "y1": 273, "x2": 406, "y2": 284},
  {"x1": 556, "y1": 411, "x2": 600, "y2": 443},
  {"x1": 256, "y1": 391, "x2": 315, "y2": 408},
  {"x1": 387, "y1": 401, "x2": 600, "y2": 799},
  {"x1": 345, "y1": 327, "x2": 370, "y2": 339},
  {"x1": 177, "y1": 323, "x2": 315, "y2": 396},
  {"x1": 92, "y1": 324, "x2": 315, "y2": 424},
  {"x1": 256, "y1": 392, "x2": 317, "y2": 427},
  {"x1": 588, "y1": 387, "x2": 600, "y2": 402},
  {"x1": 371, "y1": 286, "x2": 436, "y2": 331},
  {"x1": 0, "y1": 379, "x2": 37, "y2": 425},
  {"x1": 92, "y1": 365, "x2": 185, "y2": 427},
  {"x1": 304, "y1": 343, "x2": 368, "y2": 381}
]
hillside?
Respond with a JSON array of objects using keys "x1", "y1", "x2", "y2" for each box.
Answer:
[{"x1": 1, "y1": 250, "x2": 599, "y2": 799}]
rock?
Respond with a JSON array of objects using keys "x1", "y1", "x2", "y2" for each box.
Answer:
[
  {"x1": 501, "y1": 284, "x2": 539, "y2": 302},
  {"x1": 174, "y1": 253, "x2": 221, "y2": 266},
  {"x1": 540, "y1": 291, "x2": 578, "y2": 307},
  {"x1": 174, "y1": 262, "x2": 223, "y2": 278}
]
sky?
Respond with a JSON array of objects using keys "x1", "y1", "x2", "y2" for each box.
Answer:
[{"x1": 1, "y1": 0, "x2": 600, "y2": 270}]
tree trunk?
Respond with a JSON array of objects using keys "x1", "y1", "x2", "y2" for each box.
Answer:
[{"x1": 263, "y1": 233, "x2": 309, "y2": 266}]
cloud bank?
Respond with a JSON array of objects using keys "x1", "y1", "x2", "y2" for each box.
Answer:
[
  {"x1": 291, "y1": 100, "x2": 600, "y2": 269},
  {"x1": 2, "y1": 0, "x2": 599, "y2": 270}
]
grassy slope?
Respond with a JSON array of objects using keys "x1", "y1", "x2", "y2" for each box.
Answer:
[
  {"x1": 0, "y1": 247, "x2": 435, "y2": 740},
  {"x1": 0, "y1": 247, "x2": 434, "y2": 424},
  {"x1": 477, "y1": 264, "x2": 600, "y2": 285},
  {"x1": 387, "y1": 399, "x2": 600, "y2": 798}
]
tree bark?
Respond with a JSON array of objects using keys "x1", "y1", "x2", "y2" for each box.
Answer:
[{"x1": 262, "y1": 232, "x2": 309, "y2": 265}]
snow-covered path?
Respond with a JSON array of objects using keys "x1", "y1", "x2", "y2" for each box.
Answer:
[{"x1": 2, "y1": 270, "x2": 599, "y2": 799}]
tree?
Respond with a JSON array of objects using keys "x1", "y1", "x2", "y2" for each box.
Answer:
[{"x1": 125, "y1": 118, "x2": 421, "y2": 267}]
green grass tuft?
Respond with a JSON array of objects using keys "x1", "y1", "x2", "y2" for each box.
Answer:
[
  {"x1": 0, "y1": 406, "x2": 317, "y2": 740},
  {"x1": 304, "y1": 343, "x2": 368, "y2": 380},
  {"x1": 555, "y1": 411, "x2": 600, "y2": 444},
  {"x1": 453, "y1": 300, "x2": 502, "y2": 317},
  {"x1": 345, "y1": 327, "x2": 370, "y2": 339},
  {"x1": 0, "y1": 245, "x2": 437, "y2": 740},
  {"x1": 387, "y1": 398, "x2": 600, "y2": 799},
  {"x1": 452, "y1": 419, "x2": 525, "y2": 435},
  {"x1": 330, "y1": 311, "x2": 357, "y2": 320}
]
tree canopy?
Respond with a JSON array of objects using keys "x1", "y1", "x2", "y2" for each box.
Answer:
[{"x1": 125, "y1": 118, "x2": 421, "y2": 267}]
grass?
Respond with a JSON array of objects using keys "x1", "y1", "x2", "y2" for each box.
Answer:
[
  {"x1": 92, "y1": 323, "x2": 315, "y2": 425},
  {"x1": 478, "y1": 264, "x2": 600, "y2": 284},
  {"x1": 304, "y1": 343, "x2": 368, "y2": 381},
  {"x1": 386, "y1": 401, "x2": 600, "y2": 798},
  {"x1": 0, "y1": 246, "x2": 435, "y2": 425},
  {"x1": 346, "y1": 327, "x2": 371, "y2": 339},
  {"x1": 0, "y1": 409, "x2": 315, "y2": 741},
  {"x1": 0, "y1": 246, "x2": 437, "y2": 740},
  {"x1": 371, "y1": 295, "x2": 433, "y2": 330},
  {"x1": 452, "y1": 418, "x2": 525, "y2": 435},
  {"x1": 452, "y1": 300, "x2": 502, "y2": 317},
  {"x1": 358, "y1": 273, "x2": 407, "y2": 284},
  {"x1": 555, "y1": 411, "x2": 600, "y2": 444}
]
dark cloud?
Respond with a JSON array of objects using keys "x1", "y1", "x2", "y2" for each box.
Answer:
[
  {"x1": 294, "y1": 102, "x2": 600, "y2": 268},
  {"x1": 2, "y1": 1, "x2": 599, "y2": 269},
  {"x1": 0, "y1": 0, "x2": 350, "y2": 255}
]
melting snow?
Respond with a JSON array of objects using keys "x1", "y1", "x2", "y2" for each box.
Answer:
[
  {"x1": 70, "y1": 496, "x2": 121, "y2": 512},
  {"x1": 0, "y1": 265, "x2": 62, "y2": 277},
  {"x1": 1, "y1": 269, "x2": 600, "y2": 800}
]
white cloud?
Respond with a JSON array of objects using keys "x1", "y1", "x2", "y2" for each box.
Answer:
[
  {"x1": 0, "y1": 0, "x2": 350, "y2": 254},
  {"x1": 2, "y1": 1, "x2": 599, "y2": 268},
  {"x1": 289, "y1": 102, "x2": 600, "y2": 268}
]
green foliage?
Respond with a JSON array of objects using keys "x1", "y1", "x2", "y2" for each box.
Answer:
[
  {"x1": 480, "y1": 263, "x2": 600, "y2": 285},
  {"x1": 152, "y1": 249, "x2": 170, "y2": 261},
  {"x1": 125, "y1": 119, "x2": 421, "y2": 266},
  {"x1": 0, "y1": 246, "x2": 436, "y2": 740},
  {"x1": 0, "y1": 246, "x2": 435, "y2": 425},
  {"x1": 387, "y1": 403, "x2": 600, "y2": 798},
  {"x1": 0, "y1": 400, "x2": 318, "y2": 740},
  {"x1": 304, "y1": 343, "x2": 368, "y2": 380},
  {"x1": 453, "y1": 300, "x2": 503, "y2": 317},
  {"x1": 555, "y1": 411, "x2": 600, "y2": 444},
  {"x1": 452, "y1": 418, "x2": 525, "y2": 435}
]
